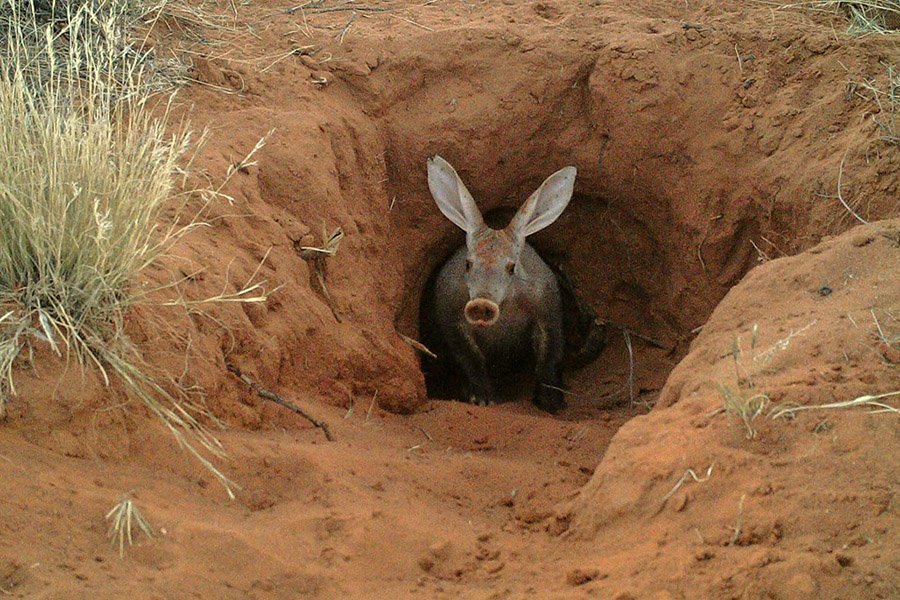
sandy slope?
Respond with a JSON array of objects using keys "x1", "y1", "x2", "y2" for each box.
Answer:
[{"x1": 1, "y1": 1, "x2": 897, "y2": 598}]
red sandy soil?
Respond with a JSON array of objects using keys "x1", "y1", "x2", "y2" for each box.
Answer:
[{"x1": 1, "y1": 1, "x2": 898, "y2": 598}]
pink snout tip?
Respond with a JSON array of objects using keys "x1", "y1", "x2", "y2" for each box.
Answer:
[{"x1": 464, "y1": 298, "x2": 500, "y2": 327}]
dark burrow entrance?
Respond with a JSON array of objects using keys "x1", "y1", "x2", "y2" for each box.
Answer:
[{"x1": 378, "y1": 37, "x2": 778, "y2": 415}]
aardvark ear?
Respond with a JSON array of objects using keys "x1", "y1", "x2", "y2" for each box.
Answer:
[
  {"x1": 427, "y1": 155, "x2": 485, "y2": 234},
  {"x1": 508, "y1": 166, "x2": 576, "y2": 238}
]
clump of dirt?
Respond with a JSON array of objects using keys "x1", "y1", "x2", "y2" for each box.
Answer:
[{"x1": 0, "y1": 1, "x2": 898, "y2": 598}]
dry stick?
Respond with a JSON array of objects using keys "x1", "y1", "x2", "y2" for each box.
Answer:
[
  {"x1": 399, "y1": 333, "x2": 437, "y2": 359},
  {"x1": 871, "y1": 309, "x2": 888, "y2": 343},
  {"x1": 390, "y1": 12, "x2": 434, "y2": 31},
  {"x1": 728, "y1": 494, "x2": 747, "y2": 546},
  {"x1": 623, "y1": 329, "x2": 636, "y2": 404},
  {"x1": 365, "y1": 391, "x2": 379, "y2": 423},
  {"x1": 226, "y1": 363, "x2": 334, "y2": 441},
  {"x1": 835, "y1": 150, "x2": 868, "y2": 225},
  {"x1": 749, "y1": 238, "x2": 770, "y2": 262},
  {"x1": 335, "y1": 11, "x2": 357, "y2": 43},
  {"x1": 610, "y1": 322, "x2": 669, "y2": 350},
  {"x1": 307, "y1": 5, "x2": 390, "y2": 14}
]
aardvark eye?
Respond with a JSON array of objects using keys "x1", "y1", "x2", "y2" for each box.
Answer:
[
  {"x1": 506, "y1": 261, "x2": 516, "y2": 275},
  {"x1": 465, "y1": 259, "x2": 473, "y2": 272}
]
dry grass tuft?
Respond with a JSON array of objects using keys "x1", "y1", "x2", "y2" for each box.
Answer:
[
  {"x1": 106, "y1": 495, "x2": 154, "y2": 557},
  {"x1": 772, "y1": 1, "x2": 900, "y2": 35},
  {"x1": 0, "y1": 2, "x2": 192, "y2": 396},
  {"x1": 718, "y1": 326, "x2": 770, "y2": 439},
  {"x1": 0, "y1": 0, "x2": 264, "y2": 497}
]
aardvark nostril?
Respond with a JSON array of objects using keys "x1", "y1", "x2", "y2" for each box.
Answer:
[{"x1": 464, "y1": 298, "x2": 500, "y2": 326}]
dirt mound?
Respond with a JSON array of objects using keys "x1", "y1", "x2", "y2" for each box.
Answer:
[
  {"x1": 0, "y1": 0, "x2": 898, "y2": 598},
  {"x1": 557, "y1": 219, "x2": 899, "y2": 599},
  {"x1": 148, "y1": 0, "x2": 899, "y2": 420}
]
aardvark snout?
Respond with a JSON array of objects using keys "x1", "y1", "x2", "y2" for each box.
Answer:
[{"x1": 464, "y1": 298, "x2": 500, "y2": 327}]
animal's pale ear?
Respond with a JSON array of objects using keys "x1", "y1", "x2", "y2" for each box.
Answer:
[
  {"x1": 510, "y1": 166, "x2": 577, "y2": 237},
  {"x1": 427, "y1": 155, "x2": 484, "y2": 233}
]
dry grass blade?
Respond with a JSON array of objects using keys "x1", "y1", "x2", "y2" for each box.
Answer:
[
  {"x1": 660, "y1": 463, "x2": 715, "y2": 506},
  {"x1": 106, "y1": 496, "x2": 154, "y2": 558},
  {"x1": 218, "y1": 129, "x2": 276, "y2": 200},
  {"x1": 770, "y1": 391, "x2": 900, "y2": 420}
]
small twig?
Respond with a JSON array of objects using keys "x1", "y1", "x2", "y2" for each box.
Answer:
[
  {"x1": 390, "y1": 12, "x2": 434, "y2": 31},
  {"x1": 335, "y1": 12, "x2": 357, "y2": 43},
  {"x1": 568, "y1": 426, "x2": 589, "y2": 443},
  {"x1": 728, "y1": 494, "x2": 746, "y2": 546},
  {"x1": 693, "y1": 527, "x2": 706, "y2": 545},
  {"x1": 226, "y1": 363, "x2": 334, "y2": 441},
  {"x1": 623, "y1": 329, "x2": 635, "y2": 404},
  {"x1": 541, "y1": 383, "x2": 622, "y2": 407},
  {"x1": 365, "y1": 390, "x2": 378, "y2": 423},
  {"x1": 399, "y1": 333, "x2": 437, "y2": 359},
  {"x1": 602, "y1": 320, "x2": 670, "y2": 351},
  {"x1": 734, "y1": 43, "x2": 744, "y2": 74},
  {"x1": 749, "y1": 238, "x2": 770, "y2": 262},
  {"x1": 835, "y1": 150, "x2": 868, "y2": 225},
  {"x1": 697, "y1": 229, "x2": 708, "y2": 274},
  {"x1": 307, "y1": 5, "x2": 390, "y2": 14},
  {"x1": 419, "y1": 426, "x2": 433, "y2": 442},
  {"x1": 754, "y1": 320, "x2": 817, "y2": 364},
  {"x1": 871, "y1": 309, "x2": 892, "y2": 345}
]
